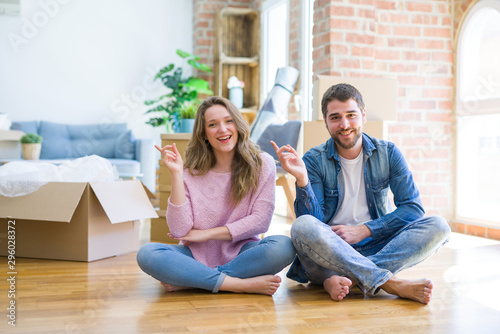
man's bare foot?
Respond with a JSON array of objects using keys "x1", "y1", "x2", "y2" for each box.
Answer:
[
  {"x1": 161, "y1": 282, "x2": 192, "y2": 292},
  {"x1": 381, "y1": 277, "x2": 433, "y2": 304},
  {"x1": 323, "y1": 275, "x2": 352, "y2": 301},
  {"x1": 220, "y1": 275, "x2": 282, "y2": 296}
]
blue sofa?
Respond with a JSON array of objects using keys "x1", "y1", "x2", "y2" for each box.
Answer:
[{"x1": 10, "y1": 120, "x2": 156, "y2": 193}]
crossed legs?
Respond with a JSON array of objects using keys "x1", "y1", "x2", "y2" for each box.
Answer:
[
  {"x1": 290, "y1": 215, "x2": 450, "y2": 304},
  {"x1": 137, "y1": 235, "x2": 295, "y2": 296}
]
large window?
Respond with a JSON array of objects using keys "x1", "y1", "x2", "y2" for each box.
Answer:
[
  {"x1": 261, "y1": 0, "x2": 289, "y2": 100},
  {"x1": 456, "y1": 0, "x2": 500, "y2": 225},
  {"x1": 261, "y1": 0, "x2": 313, "y2": 121}
]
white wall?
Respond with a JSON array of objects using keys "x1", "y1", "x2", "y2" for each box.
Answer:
[{"x1": 0, "y1": 0, "x2": 193, "y2": 141}]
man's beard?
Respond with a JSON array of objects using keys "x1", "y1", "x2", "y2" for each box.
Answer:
[{"x1": 330, "y1": 127, "x2": 362, "y2": 150}]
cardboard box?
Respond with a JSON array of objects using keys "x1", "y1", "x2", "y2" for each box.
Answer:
[
  {"x1": 150, "y1": 210, "x2": 177, "y2": 244},
  {"x1": 303, "y1": 120, "x2": 389, "y2": 153},
  {"x1": 312, "y1": 75, "x2": 397, "y2": 121},
  {"x1": 0, "y1": 130, "x2": 24, "y2": 159},
  {"x1": 0, "y1": 180, "x2": 158, "y2": 262}
]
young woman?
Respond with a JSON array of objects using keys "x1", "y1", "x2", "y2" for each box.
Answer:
[{"x1": 137, "y1": 96, "x2": 295, "y2": 295}]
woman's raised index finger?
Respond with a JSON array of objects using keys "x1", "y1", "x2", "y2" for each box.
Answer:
[
  {"x1": 172, "y1": 143, "x2": 180, "y2": 155},
  {"x1": 271, "y1": 141, "x2": 288, "y2": 154}
]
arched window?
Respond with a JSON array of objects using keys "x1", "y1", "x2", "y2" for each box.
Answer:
[{"x1": 456, "y1": 0, "x2": 500, "y2": 225}]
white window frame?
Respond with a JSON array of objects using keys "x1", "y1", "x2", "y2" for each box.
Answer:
[
  {"x1": 456, "y1": 0, "x2": 500, "y2": 116},
  {"x1": 261, "y1": 0, "x2": 290, "y2": 104},
  {"x1": 299, "y1": 0, "x2": 313, "y2": 122},
  {"x1": 455, "y1": 0, "x2": 500, "y2": 226}
]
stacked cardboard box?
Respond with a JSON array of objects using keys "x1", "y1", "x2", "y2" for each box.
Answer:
[{"x1": 153, "y1": 133, "x2": 192, "y2": 244}]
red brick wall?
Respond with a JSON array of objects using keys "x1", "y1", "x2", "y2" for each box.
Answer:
[
  {"x1": 192, "y1": 0, "x2": 498, "y2": 239},
  {"x1": 283, "y1": 0, "x2": 303, "y2": 118},
  {"x1": 289, "y1": 0, "x2": 302, "y2": 72},
  {"x1": 311, "y1": 0, "x2": 454, "y2": 221}
]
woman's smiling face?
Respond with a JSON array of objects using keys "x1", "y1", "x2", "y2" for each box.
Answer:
[{"x1": 204, "y1": 104, "x2": 238, "y2": 157}]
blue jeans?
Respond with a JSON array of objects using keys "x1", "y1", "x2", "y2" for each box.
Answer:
[
  {"x1": 289, "y1": 215, "x2": 450, "y2": 295},
  {"x1": 137, "y1": 235, "x2": 296, "y2": 293}
]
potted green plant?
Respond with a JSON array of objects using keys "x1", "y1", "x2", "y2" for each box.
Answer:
[
  {"x1": 178, "y1": 101, "x2": 198, "y2": 133},
  {"x1": 20, "y1": 133, "x2": 43, "y2": 160},
  {"x1": 145, "y1": 49, "x2": 213, "y2": 133}
]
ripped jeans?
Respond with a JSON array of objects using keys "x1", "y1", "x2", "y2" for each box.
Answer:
[{"x1": 287, "y1": 214, "x2": 450, "y2": 295}]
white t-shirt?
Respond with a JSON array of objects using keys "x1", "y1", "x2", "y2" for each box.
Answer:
[{"x1": 329, "y1": 150, "x2": 371, "y2": 226}]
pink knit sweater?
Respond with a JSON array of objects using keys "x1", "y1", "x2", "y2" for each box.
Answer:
[{"x1": 166, "y1": 152, "x2": 276, "y2": 268}]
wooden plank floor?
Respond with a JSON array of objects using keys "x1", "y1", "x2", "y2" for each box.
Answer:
[{"x1": 1, "y1": 217, "x2": 500, "y2": 334}]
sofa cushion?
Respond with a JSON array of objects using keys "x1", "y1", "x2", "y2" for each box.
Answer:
[
  {"x1": 39, "y1": 121, "x2": 129, "y2": 159},
  {"x1": 10, "y1": 121, "x2": 39, "y2": 135},
  {"x1": 39, "y1": 121, "x2": 71, "y2": 159},
  {"x1": 68, "y1": 123, "x2": 123, "y2": 159},
  {"x1": 114, "y1": 130, "x2": 135, "y2": 160}
]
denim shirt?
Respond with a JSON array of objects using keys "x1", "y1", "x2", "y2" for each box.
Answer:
[{"x1": 287, "y1": 133, "x2": 425, "y2": 283}]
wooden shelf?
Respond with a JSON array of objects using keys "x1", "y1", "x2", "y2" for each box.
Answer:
[
  {"x1": 214, "y1": 7, "x2": 260, "y2": 116},
  {"x1": 219, "y1": 54, "x2": 259, "y2": 67}
]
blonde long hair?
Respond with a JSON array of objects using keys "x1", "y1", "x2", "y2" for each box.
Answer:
[{"x1": 184, "y1": 96, "x2": 263, "y2": 205}]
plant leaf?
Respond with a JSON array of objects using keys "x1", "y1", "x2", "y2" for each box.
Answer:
[
  {"x1": 146, "y1": 49, "x2": 213, "y2": 129},
  {"x1": 154, "y1": 64, "x2": 174, "y2": 79},
  {"x1": 187, "y1": 59, "x2": 213, "y2": 73},
  {"x1": 183, "y1": 77, "x2": 214, "y2": 95},
  {"x1": 145, "y1": 104, "x2": 174, "y2": 114},
  {"x1": 144, "y1": 94, "x2": 172, "y2": 105},
  {"x1": 163, "y1": 67, "x2": 184, "y2": 90},
  {"x1": 177, "y1": 49, "x2": 200, "y2": 61},
  {"x1": 146, "y1": 117, "x2": 167, "y2": 127}
]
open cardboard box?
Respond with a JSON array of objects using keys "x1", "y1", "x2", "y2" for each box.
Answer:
[{"x1": 0, "y1": 180, "x2": 158, "y2": 262}]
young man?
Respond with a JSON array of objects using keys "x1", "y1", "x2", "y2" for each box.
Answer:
[{"x1": 272, "y1": 83, "x2": 450, "y2": 304}]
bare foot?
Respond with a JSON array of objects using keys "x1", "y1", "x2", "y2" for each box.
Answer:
[
  {"x1": 323, "y1": 275, "x2": 352, "y2": 301},
  {"x1": 220, "y1": 275, "x2": 282, "y2": 296},
  {"x1": 381, "y1": 277, "x2": 433, "y2": 304},
  {"x1": 161, "y1": 282, "x2": 192, "y2": 292}
]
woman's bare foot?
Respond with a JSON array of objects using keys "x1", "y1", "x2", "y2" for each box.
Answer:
[
  {"x1": 323, "y1": 275, "x2": 352, "y2": 301},
  {"x1": 220, "y1": 275, "x2": 282, "y2": 296},
  {"x1": 381, "y1": 277, "x2": 433, "y2": 304},
  {"x1": 161, "y1": 282, "x2": 192, "y2": 292}
]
